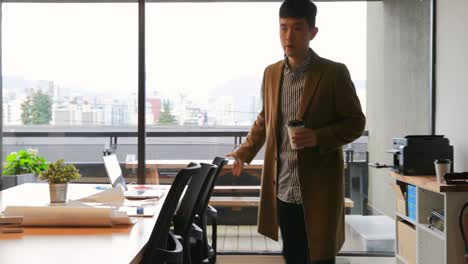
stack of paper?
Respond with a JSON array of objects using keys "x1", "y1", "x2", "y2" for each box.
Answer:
[
  {"x1": 76, "y1": 187, "x2": 159, "y2": 217},
  {"x1": 75, "y1": 187, "x2": 159, "y2": 217},
  {"x1": 76, "y1": 187, "x2": 125, "y2": 205}
]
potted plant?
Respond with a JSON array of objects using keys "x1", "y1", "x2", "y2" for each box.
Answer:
[
  {"x1": 39, "y1": 159, "x2": 81, "y2": 203},
  {"x1": 2, "y1": 148, "x2": 48, "y2": 190}
]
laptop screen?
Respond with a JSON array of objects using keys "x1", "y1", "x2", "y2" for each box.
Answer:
[{"x1": 103, "y1": 154, "x2": 127, "y2": 190}]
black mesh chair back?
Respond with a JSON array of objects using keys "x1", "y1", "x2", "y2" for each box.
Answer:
[
  {"x1": 192, "y1": 157, "x2": 228, "y2": 263},
  {"x1": 197, "y1": 157, "x2": 228, "y2": 216},
  {"x1": 197, "y1": 157, "x2": 228, "y2": 219},
  {"x1": 459, "y1": 201, "x2": 468, "y2": 263},
  {"x1": 141, "y1": 164, "x2": 201, "y2": 264},
  {"x1": 173, "y1": 163, "x2": 216, "y2": 264},
  {"x1": 173, "y1": 163, "x2": 217, "y2": 237},
  {"x1": 212, "y1": 156, "x2": 229, "y2": 168}
]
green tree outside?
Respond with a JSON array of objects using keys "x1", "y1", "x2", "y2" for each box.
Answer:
[
  {"x1": 21, "y1": 97, "x2": 33, "y2": 125},
  {"x1": 158, "y1": 99, "x2": 177, "y2": 125},
  {"x1": 21, "y1": 91, "x2": 52, "y2": 125}
]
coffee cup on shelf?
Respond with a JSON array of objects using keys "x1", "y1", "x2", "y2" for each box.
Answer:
[
  {"x1": 434, "y1": 159, "x2": 451, "y2": 184},
  {"x1": 287, "y1": 120, "x2": 305, "y2": 149}
]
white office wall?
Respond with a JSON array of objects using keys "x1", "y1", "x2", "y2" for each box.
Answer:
[
  {"x1": 366, "y1": 0, "x2": 431, "y2": 216},
  {"x1": 436, "y1": 0, "x2": 468, "y2": 172}
]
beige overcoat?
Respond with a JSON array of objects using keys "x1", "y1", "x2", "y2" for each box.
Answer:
[{"x1": 234, "y1": 51, "x2": 366, "y2": 261}]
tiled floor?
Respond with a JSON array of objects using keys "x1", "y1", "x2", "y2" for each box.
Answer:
[
  {"x1": 214, "y1": 225, "x2": 282, "y2": 252},
  {"x1": 218, "y1": 255, "x2": 395, "y2": 264},
  {"x1": 212, "y1": 224, "x2": 394, "y2": 253},
  {"x1": 213, "y1": 225, "x2": 395, "y2": 263}
]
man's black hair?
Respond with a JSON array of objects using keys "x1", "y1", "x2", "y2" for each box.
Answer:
[{"x1": 279, "y1": 0, "x2": 317, "y2": 29}]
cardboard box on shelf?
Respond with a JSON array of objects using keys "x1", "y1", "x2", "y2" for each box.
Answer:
[
  {"x1": 397, "y1": 220, "x2": 416, "y2": 264},
  {"x1": 393, "y1": 184, "x2": 407, "y2": 216}
]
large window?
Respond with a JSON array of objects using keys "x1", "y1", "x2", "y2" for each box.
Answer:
[
  {"x1": 2, "y1": 4, "x2": 139, "y2": 164},
  {"x1": 3, "y1": 4, "x2": 139, "y2": 127},
  {"x1": 144, "y1": 2, "x2": 367, "y2": 162},
  {"x1": 146, "y1": 2, "x2": 366, "y2": 129}
]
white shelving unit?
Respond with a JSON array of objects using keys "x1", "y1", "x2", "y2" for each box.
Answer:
[{"x1": 391, "y1": 172, "x2": 468, "y2": 264}]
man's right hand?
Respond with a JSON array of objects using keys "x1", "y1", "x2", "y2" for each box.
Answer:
[{"x1": 225, "y1": 151, "x2": 244, "y2": 177}]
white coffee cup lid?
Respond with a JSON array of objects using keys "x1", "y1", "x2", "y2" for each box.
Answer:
[
  {"x1": 434, "y1": 159, "x2": 451, "y2": 164},
  {"x1": 287, "y1": 120, "x2": 304, "y2": 127}
]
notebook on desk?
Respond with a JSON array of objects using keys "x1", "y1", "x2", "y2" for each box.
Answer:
[{"x1": 103, "y1": 154, "x2": 165, "y2": 200}]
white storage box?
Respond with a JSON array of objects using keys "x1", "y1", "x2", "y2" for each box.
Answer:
[{"x1": 345, "y1": 215, "x2": 395, "y2": 252}]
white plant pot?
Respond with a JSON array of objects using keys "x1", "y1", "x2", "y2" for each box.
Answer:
[{"x1": 49, "y1": 183, "x2": 68, "y2": 203}]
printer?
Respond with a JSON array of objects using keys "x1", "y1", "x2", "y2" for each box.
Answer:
[{"x1": 387, "y1": 135, "x2": 453, "y2": 175}]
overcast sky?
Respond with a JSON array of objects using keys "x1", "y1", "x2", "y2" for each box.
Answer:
[{"x1": 2, "y1": 2, "x2": 366, "y2": 102}]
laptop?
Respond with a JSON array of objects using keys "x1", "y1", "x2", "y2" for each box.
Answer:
[{"x1": 102, "y1": 154, "x2": 165, "y2": 200}]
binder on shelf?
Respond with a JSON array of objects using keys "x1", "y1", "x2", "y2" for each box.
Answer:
[
  {"x1": 407, "y1": 185, "x2": 417, "y2": 221},
  {"x1": 428, "y1": 209, "x2": 445, "y2": 232}
]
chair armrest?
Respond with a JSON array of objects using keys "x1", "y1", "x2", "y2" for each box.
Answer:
[
  {"x1": 206, "y1": 205, "x2": 217, "y2": 218},
  {"x1": 143, "y1": 231, "x2": 183, "y2": 264},
  {"x1": 174, "y1": 233, "x2": 183, "y2": 242},
  {"x1": 189, "y1": 222, "x2": 204, "y2": 241}
]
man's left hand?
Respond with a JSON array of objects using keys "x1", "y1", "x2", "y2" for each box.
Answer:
[{"x1": 291, "y1": 128, "x2": 317, "y2": 148}]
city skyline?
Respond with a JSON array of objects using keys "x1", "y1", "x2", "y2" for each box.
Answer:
[{"x1": 2, "y1": 75, "x2": 265, "y2": 127}]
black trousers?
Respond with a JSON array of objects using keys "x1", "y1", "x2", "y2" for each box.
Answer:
[{"x1": 277, "y1": 198, "x2": 335, "y2": 264}]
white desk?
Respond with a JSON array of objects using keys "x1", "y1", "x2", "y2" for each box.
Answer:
[{"x1": 0, "y1": 183, "x2": 169, "y2": 264}]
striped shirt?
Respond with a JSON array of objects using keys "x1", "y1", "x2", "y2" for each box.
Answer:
[{"x1": 277, "y1": 50, "x2": 312, "y2": 204}]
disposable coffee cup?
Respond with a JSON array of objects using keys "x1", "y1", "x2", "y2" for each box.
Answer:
[
  {"x1": 434, "y1": 159, "x2": 451, "y2": 184},
  {"x1": 287, "y1": 120, "x2": 305, "y2": 149}
]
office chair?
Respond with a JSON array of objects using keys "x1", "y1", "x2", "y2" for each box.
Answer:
[
  {"x1": 459, "y1": 201, "x2": 468, "y2": 263},
  {"x1": 191, "y1": 157, "x2": 229, "y2": 264},
  {"x1": 173, "y1": 163, "x2": 217, "y2": 264},
  {"x1": 141, "y1": 164, "x2": 201, "y2": 264}
]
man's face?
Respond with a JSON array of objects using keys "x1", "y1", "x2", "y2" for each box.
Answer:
[{"x1": 280, "y1": 17, "x2": 318, "y2": 58}]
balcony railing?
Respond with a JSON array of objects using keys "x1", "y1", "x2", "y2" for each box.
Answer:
[{"x1": 2, "y1": 127, "x2": 249, "y2": 150}]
